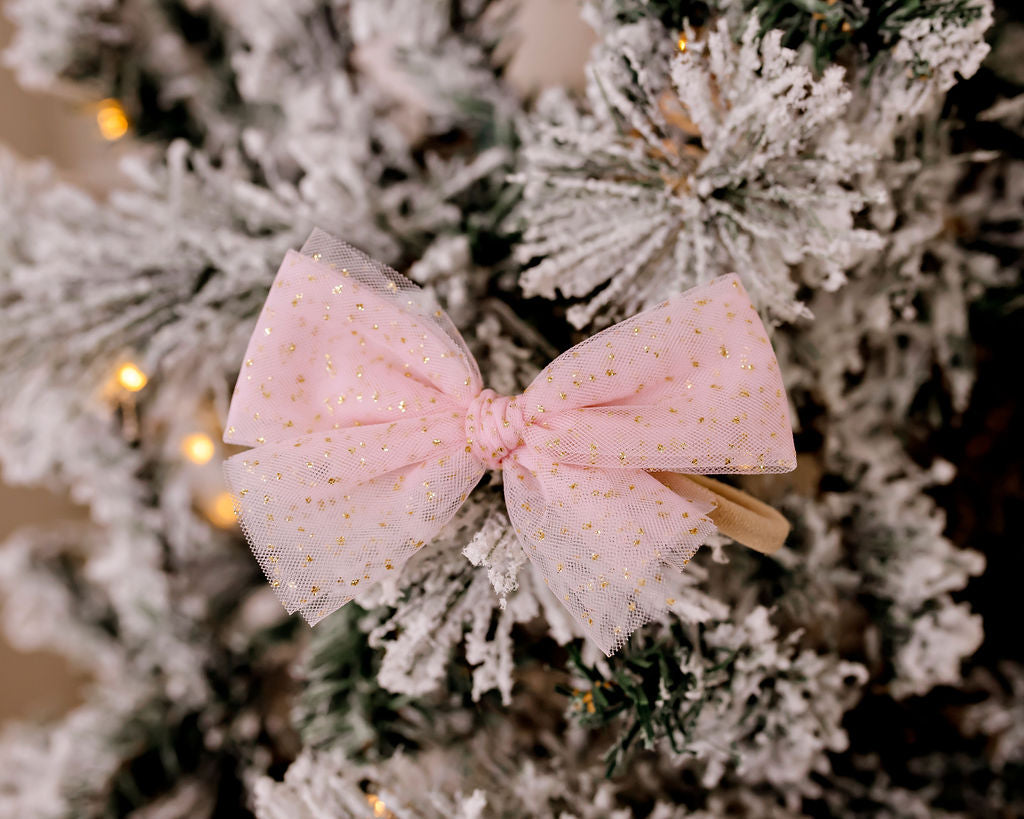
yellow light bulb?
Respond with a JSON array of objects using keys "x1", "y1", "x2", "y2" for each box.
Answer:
[
  {"x1": 182, "y1": 433, "x2": 215, "y2": 465},
  {"x1": 96, "y1": 99, "x2": 129, "y2": 141},
  {"x1": 366, "y1": 795, "x2": 388, "y2": 818},
  {"x1": 677, "y1": 33, "x2": 688, "y2": 53},
  {"x1": 207, "y1": 492, "x2": 238, "y2": 528},
  {"x1": 116, "y1": 363, "x2": 148, "y2": 392}
]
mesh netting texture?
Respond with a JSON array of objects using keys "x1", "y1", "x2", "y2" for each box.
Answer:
[{"x1": 224, "y1": 230, "x2": 795, "y2": 654}]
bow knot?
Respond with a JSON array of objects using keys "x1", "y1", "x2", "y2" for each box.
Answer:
[{"x1": 466, "y1": 388, "x2": 527, "y2": 469}]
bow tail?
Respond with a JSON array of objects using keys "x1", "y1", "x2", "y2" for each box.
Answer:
[
  {"x1": 225, "y1": 445, "x2": 484, "y2": 624},
  {"x1": 503, "y1": 455, "x2": 718, "y2": 655}
]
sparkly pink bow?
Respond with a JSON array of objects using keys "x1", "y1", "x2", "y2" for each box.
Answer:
[{"x1": 224, "y1": 230, "x2": 796, "y2": 655}]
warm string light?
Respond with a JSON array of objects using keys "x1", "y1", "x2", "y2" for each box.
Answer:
[
  {"x1": 365, "y1": 794, "x2": 394, "y2": 818},
  {"x1": 677, "y1": 33, "x2": 688, "y2": 53},
  {"x1": 110, "y1": 365, "x2": 231, "y2": 526},
  {"x1": 182, "y1": 433, "x2": 216, "y2": 464},
  {"x1": 104, "y1": 361, "x2": 147, "y2": 441},
  {"x1": 96, "y1": 99, "x2": 129, "y2": 141},
  {"x1": 206, "y1": 492, "x2": 238, "y2": 529},
  {"x1": 185, "y1": 431, "x2": 235, "y2": 529},
  {"x1": 116, "y1": 362, "x2": 148, "y2": 392}
]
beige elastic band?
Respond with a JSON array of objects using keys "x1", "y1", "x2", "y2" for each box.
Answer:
[{"x1": 652, "y1": 472, "x2": 790, "y2": 555}]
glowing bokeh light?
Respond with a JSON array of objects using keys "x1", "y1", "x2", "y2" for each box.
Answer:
[
  {"x1": 96, "y1": 99, "x2": 129, "y2": 141},
  {"x1": 182, "y1": 433, "x2": 216, "y2": 465},
  {"x1": 207, "y1": 492, "x2": 238, "y2": 528},
  {"x1": 116, "y1": 362, "x2": 148, "y2": 392}
]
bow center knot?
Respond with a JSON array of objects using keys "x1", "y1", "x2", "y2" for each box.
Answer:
[{"x1": 465, "y1": 388, "x2": 527, "y2": 470}]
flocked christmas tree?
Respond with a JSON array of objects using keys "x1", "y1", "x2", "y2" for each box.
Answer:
[{"x1": 0, "y1": 0, "x2": 1022, "y2": 816}]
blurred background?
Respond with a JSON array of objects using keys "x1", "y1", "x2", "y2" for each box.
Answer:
[
  {"x1": 0, "y1": 0, "x2": 1021, "y2": 816},
  {"x1": 0, "y1": 9, "x2": 104, "y2": 729}
]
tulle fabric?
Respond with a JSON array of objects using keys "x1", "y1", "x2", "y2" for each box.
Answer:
[{"x1": 224, "y1": 230, "x2": 795, "y2": 654}]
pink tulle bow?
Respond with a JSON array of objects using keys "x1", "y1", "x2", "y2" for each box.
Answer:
[{"x1": 223, "y1": 229, "x2": 796, "y2": 655}]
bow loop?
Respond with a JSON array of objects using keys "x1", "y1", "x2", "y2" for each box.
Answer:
[
  {"x1": 224, "y1": 234, "x2": 479, "y2": 449},
  {"x1": 224, "y1": 230, "x2": 796, "y2": 655},
  {"x1": 513, "y1": 274, "x2": 794, "y2": 475}
]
